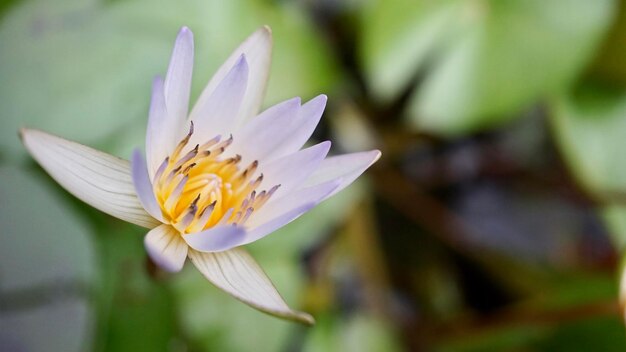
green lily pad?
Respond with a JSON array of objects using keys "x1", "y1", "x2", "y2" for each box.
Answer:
[
  {"x1": 551, "y1": 86, "x2": 626, "y2": 196},
  {"x1": 550, "y1": 86, "x2": 626, "y2": 247},
  {"x1": 0, "y1": 164, "x2": 96, "y2": 352},
  {"x1": 0, "y1": 0, "x2": 338, "y2": 160},
  {"x1": 360, "y1": 0, "x2": 615, "y2": 135}
]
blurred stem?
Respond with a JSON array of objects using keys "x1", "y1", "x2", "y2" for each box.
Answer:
[
  {"x1": 427, "y1": 298, "x2": 619, "y2": 344},
  {"x1": 370, "y1": 163, "x2": 479, "y2": 256},
  {"x1": 342, "y1": 197, "x2": 393, "y2": 318}
]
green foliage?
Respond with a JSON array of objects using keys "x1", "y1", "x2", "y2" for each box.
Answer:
[
  {"x1": 361, "y1": 0, "x2": 615, "y2": 135},
  {"x1": 0, "y1": 0, "x2": 338, "y2": 160},
  {"x1": 0, "y1": 165, "x2": 96, "y2": 352}
]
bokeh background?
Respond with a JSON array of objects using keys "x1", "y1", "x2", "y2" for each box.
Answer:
[{"x1": 2, "y1": 0, "x2": 626, "y2": 350}]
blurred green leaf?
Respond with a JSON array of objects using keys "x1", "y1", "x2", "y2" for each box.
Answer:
[
  {"x1": 588, "y1": 5, "x2": 626, "y2": 86},
  {"x1": 428, "y1": 243, "x2": 621, "y2": 350},
  {"x1": 414, "y1": 0, "x2": 615, "y2": 134},
  {"x1": 435, "y1": 325, "x2": 548, "y2": 352},
  {"x1": 550, "y1": 85, "x2": 626, "y2": 247},
  {"x1": 551, "y1": 85, "x2": 626, "y2": 195},
  {"x1": 171, "y1": 266, "x2": 298, "y2": 352},
  {"x1": 602, "y1": 205, "x2": 626, "y2": 249},
  {"x1": 360, "y1": 0, "x2": 461, "y2": 102},
  {"x1": 534, "y1": 316, "x2": 626, "y2": 352},
  {"x1": 0, "y1": 0, "x2": 338, "y2": 160},
  {"x1": 303, "y1": 314, "x2": 402, "y2": 352},
  {"x1": 361, "y1": 0, "x2": 615, "y2": 134},
  {"x1": 435, "y1": 316, "x2": 626, "y2": 352},
  {"x1": 0, "y1": 164, "x2": 96, "y2": 352},
  {"x1": 92, "y1": 223, "x2": 178, "y2": 352}
]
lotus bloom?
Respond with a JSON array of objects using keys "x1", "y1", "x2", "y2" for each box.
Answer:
[{"x1": 20, "y1": 26, "x2": 380, "y2": 324}]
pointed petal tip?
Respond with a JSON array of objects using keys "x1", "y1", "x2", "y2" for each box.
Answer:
[
  {"x1": 313, "y1": 94, "x2": 328, "y2": 103},
  {"x1": 301, "y1": 94, "x2": 328, "y2": 115},
  {"x1": 20, "y1": 128, "x2": 51, "y2": 151},
  {"x1": 320, "y1": 140, "x2": 332, "y2": 153},
  {"x1": 19, "y1": 127, "x2": 38, "y2": 140},
  {"x1": 152, "y1": 75, "x2": 164, "y2": 86},
  {"x1": 178, "y1": 26, "x2": 193, "y2": 38},
  {"x1": 253, "y1": 25, "x2": 272, "y2": 43},
  {"x1": 261, "y1": 25, "x2": 272, "y2": 36},
  {"x1": 188, "y1": 248, "x2": 315, "y2": 325},
  {"x1": 296, "y1": 312, "x2": 315, "y2": 326},
  {"x1": 18, "y1": 127, "x2": 28, "y2": 142},
  {"x1": 281, "y1": 96, "x2": 302, "y2": 109},
  {"x1": 235, "y1": 53, "x2": 249, "y2": 67},
  {"x1": 275, "y1": 309, "x2": 315, "y2": 326},
  {"x1": 229, "y1": 54, "x2": 250, "y2": 79},
  {"x1": 131, "y1": 148, "x2": 144, "y2": 164},
  {"x1": 173, "y1": 26, "x2": 194, "y2": 52},
  {"x1": 371, "y1": 149, "x2": 382, "y2": 163}
]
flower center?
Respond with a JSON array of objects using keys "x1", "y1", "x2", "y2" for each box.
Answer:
[{"x1": 152, "y1": 122, "x2": 279, "y2": 234}]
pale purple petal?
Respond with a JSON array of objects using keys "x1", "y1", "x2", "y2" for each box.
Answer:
[
  {"x1": 164, "y1": 27, "x2": 194, "y2": 128},
  {"x1": 260, "y1": 141, "x2": 331, "y2": 199},
  {"x1": 304, "y1": 150, "x2": 381, "y2": 201},
  {"x1": 182, "y1": 225, "x2": 247, "y2": 252},
  {"x1": 188, "y1": 55, "x2": 249, "y2": 146},
  {"x1": 228, "y1": 97, "x2": 301, "y2": 164},
  {"x1": 145, "y1": 76, "x2": 172, "y2": 179},
  {"x1": 144, "y1": 224, "x2": 188, "y2": 272},
  {"x1": 268, "y1": 94, "x2": 327, "y2": 159},
  {"x1": 131, "y1": 149, "x2": 165, "y2": 222},
  {"x1": 188, "y1": 248, "x2": 314, "y2": 324},
  {"x1": 189, "y1": 26, "x2": 272, "y2": 132},
  {"x1": 243, "y1": 179, "x2": 341, "y2": 244},
  {"x1": 20, "y1": 129, "x2": 160, "y2": 229}
]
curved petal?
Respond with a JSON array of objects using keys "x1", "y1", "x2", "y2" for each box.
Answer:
[
  {"x1": 228, "y1": 97, "x2": 301, "y2": 164},
  {"x1": 164, "y1": 27, "x2": 194, "y2": 128},
  {"x1": 304, "y1": 150, "x2": 381, "y2": 201},
  {"x1": 268, "y1": 94, "x2": 327, "y2": 159},
  {"x1": 182, "y1": 225, "x2": 246, "y2": 253},
  {"x1": 188, "y1": 55, "x2": 249, "y2": 146},
  {"x1": 144, "y1": 224, "x2": 188, "y2": 272},
  {"x1": 131, "y1": 149, "x2": 165, "y2": 222},
  {"x1": 20, "y1": 129, "x2": 161, "y2": 229},
  {"x1": 188, "y1": 247, "x2": 314, "y2": 325},
  {"x1": 260, "y1": 141, "x2": 331, "y2": 199},
  {"x1": 243, "y1": 179, "x2": 341, "y2": 244},
  {"x1": 189, "y1": 26, "x2": 272, "y2": 132},
  {"x1": 145, "y1": 76, "x2": 172, "y2": 179}
]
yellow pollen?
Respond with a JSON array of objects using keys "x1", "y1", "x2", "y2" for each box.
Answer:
[{"x1": 153, "y1": 122, "x2": 279, "y2": 234}]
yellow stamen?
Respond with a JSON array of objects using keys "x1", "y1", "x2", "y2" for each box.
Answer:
[{"x1": 153, "y1": 122, "x2": 278, "y2": 234}]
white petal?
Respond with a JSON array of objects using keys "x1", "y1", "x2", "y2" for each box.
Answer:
[
  {"x1": 182, "y1": 225, "x2": 246, "y2": 252},
  {"x1": 304, "y1": 150, "x2": 381, "y2": 200},
  {"x1": 228, "y1": 97, "x2": 301, "y2": 164},
  {"x1": 244, "y1": 179, "x2": 340, "y2": 241},
  {"x1": 144, "y1": 224, "x2": 188, "y2": 272},
  {"x1": 190, "y1": 26, "x2": 272, "y2": 132},
  {"x1": 188, "y1": 55, "x2": 249, "y2": 146},
  {"x1": 20, "y1": 129, "x2": 161, "y2": 229},
  {"x1": 164, "y1": 27, "x2": 194, "y2": 128},
  {"x1": 188, "y1": 247, "x2": 314, "y2": 325},
  {"x1": 130, "y1": 150, "x2": 164, "y2": 222},
  {"x1": 260, "y1": 141, "x2": 331, "y2": 199},
  {"x1": 145, "y1": 76, "x2": 173, "y2": 179}
]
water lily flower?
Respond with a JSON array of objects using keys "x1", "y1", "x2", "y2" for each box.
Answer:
[{"x1": 20, "y1": 26, "x2": 380, "y2": 324}]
